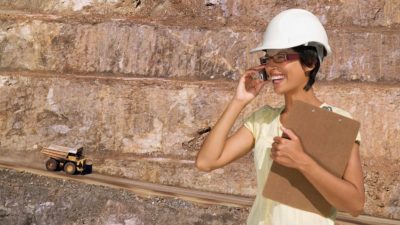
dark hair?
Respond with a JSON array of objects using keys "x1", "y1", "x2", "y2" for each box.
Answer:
[{"x1": 292, "y1": 45, "x2": 322, "y2": 91}]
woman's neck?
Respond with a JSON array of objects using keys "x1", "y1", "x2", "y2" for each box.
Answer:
[{"x1": 282, "y1": 88, "x2": 323, "y2": 114}]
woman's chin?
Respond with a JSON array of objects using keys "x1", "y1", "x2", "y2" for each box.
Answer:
[{"x1": 273, "y1": 87, "x2": 285, "y2": 95}]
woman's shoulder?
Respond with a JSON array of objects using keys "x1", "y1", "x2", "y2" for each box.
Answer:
[
  {"x1": 321, "y1": 103, "x2": 354, "y2": 119},
  {"x1": 247, "y1": 105, "x2": 283, "y2": 123},
  {"x1": 244, "y1": 105, "x2": 282, "y2": 136},
  {"x1": 322, "y1": 103, "x2": 361, "y2": 143}
]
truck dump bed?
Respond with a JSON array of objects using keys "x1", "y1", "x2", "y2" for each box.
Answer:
[{"x1": 41, "y1": 144, "x2": 82, "y2": 160}]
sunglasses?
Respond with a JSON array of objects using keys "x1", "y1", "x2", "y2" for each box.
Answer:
[{"x1": 259, "y1": 53, "x2": 300, "y2": 65}]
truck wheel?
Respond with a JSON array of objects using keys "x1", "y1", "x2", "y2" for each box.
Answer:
[
  {"x1": 46, "y1": 158, "x2": 59, "y2": 171},
  {"x1": 64, "y1": 162, "x2": 76, "y2": 175}
]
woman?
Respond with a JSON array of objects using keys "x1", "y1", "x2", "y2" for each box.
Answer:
[{"x1": 195, "y1": 9, "x2": 365, "y2": 225}]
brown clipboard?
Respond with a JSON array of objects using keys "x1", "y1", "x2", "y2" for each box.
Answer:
[{"x1": 263, "y1": 100, "x2": 360, "y2": 217}]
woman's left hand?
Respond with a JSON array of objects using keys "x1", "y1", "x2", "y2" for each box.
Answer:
[{"x1": 270, "y1": 127, "x2": 313, "y2": 170}]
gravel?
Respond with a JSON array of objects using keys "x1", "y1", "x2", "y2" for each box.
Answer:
[{"x1": 0, "y1": 168, "x2": 249, "y2": 225}]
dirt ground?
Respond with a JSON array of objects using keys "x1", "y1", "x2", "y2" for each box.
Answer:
[
  {"x1": 0, "y1": 168, "x2": 249, "y2": 225},
  {"x1": 2, "y1": 165, "x2": 399, "y2": 225}
]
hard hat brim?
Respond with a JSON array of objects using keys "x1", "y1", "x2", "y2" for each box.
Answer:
[{"x1": 250, "y1": 45, "x2": 265, "y2": 53}]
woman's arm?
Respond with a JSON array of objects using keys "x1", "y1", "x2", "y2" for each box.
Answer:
[
  {"x1": 271, "y1": 128, "x2": 365, "y2": 216},
  {"x1": 195, "y1": 102, "x2": 254, "y2": 171},
  {"x1": 196, "y1": 67, "x2": 267, "y2": 172}
]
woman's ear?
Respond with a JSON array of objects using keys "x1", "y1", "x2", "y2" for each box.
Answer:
[{"x1": 302, "y1": 63, "x2": 316, "y2": 76}]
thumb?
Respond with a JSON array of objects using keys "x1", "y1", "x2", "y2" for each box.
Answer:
[{"x1": 281, "y1": 126, "x2": 298, "y2": 141}]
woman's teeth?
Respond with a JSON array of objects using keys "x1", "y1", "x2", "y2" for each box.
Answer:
[{"x1": 271, "y1": 75, "x2": 285, "y2": 83}]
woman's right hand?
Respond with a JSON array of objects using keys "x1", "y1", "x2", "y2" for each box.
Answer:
[{"x1": 234, "y1": 65, "x2": 268, "y2": 105}]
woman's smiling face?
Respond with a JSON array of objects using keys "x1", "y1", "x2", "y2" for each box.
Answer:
[{"x1": 263, "y1": 49, "x2": 314, "y2": 95}]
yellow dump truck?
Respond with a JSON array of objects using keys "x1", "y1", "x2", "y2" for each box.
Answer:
[{"x1": 41, "y1": 144, "x2": 87, "y2": 175}]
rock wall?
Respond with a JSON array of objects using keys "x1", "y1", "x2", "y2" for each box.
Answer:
[{"x1": 0, "y1": 0, "x2": 399, "y2": 220}]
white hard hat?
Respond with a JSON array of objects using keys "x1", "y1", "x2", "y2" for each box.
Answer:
[{"x1": 251, "y1": 9, "x2": 331, "y2": 62}]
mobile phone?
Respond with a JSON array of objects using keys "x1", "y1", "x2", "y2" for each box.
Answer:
[{"x1": 257, "y1": 68, "x2": 269, "y2": 81}]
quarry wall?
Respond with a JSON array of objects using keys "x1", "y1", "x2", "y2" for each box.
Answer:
[{"x1": 0, "y1": 0, "x2": 399, "y2": 219}]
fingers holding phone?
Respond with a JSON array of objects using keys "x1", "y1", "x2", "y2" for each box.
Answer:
[{"x1": 235, "y1": 66, "x2": 269, "y2": 104}]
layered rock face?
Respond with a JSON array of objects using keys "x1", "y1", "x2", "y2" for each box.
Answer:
[{"x1": 0, "y1": 0, "x2": 399, "y2": 220}]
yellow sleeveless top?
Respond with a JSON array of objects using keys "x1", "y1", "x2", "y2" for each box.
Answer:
[{"x1": 244, "y1": 103, "x2": 361, "y2": 225}]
